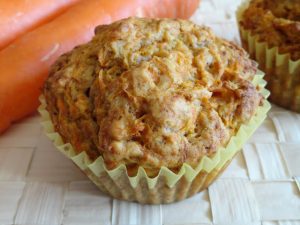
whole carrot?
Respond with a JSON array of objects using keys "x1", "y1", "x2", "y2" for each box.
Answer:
[
  {"x1": 0, "y1": 0, "x2": 81, "y2": 50},
  {"x1": 0, "y1": 0, "x2": 200, "y2": 133}
]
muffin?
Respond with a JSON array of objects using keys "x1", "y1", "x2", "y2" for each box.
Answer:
[
  {"x1": 237, "y1": 0, "x2": 300, "y2": 112},
  {"x1": 41, "y1": 17, "x2": 270, "y2": 204}
]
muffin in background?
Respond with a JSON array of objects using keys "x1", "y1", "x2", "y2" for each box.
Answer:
[
  {"x1": 41, "y1": 17, "x2": 270, "y2": 204},
  {"x1": 237, "y1": 0, "x2": 300, "y2": 112}
]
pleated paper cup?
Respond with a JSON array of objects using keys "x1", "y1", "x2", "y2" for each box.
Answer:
[
  {"x1": 237, "y1": 1, "x2": 300, "y2": 112},
  {"x1": 39, "y1": 72, "x2": 270, "y2": 204}
]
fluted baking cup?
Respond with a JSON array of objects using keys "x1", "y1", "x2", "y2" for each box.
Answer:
[
  {"x1": 39, "y1": 72, "x2": 270, "y2": 204},
  {"x1": 237, "y1": 1, "x2": 300, "y2": 112}
]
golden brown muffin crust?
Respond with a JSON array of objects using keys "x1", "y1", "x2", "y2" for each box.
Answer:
[
  {"x1": 44, "y1": 17, "x2": 263, "y2": 174},
  {"x1": 240, "y1": 0, "x2": 300, "y2": 60}
]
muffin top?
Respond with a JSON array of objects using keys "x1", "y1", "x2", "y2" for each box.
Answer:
[
  {"x1": 240, "y1": 0, "x2": 300, "y2": 61},
  {"x1": 44, "y1": 17, "x2": 263, "y2": 174}
]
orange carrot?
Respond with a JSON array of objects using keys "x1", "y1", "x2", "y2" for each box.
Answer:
[
  {"x1": 0, "y1": 0, "x2": 81, "y2": 50},
  {"x1": 0, "y1": 0, "x2": 200, "y2": 133}
]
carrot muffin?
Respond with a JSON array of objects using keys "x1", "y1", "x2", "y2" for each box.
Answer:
[
  {"x1": 238, "y1": 0, "x2": 300, "y2": 111},
  {"x1": 43, "y1": 17, "x2": 269, "y2": 203}
]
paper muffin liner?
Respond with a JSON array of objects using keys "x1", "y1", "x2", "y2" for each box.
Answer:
[
  {"x1": 39, "y1": 73, "x2": 270, "y2": 204},
  {"x1": 237, "y1": 0, "x2": 300, "y2": 112}
]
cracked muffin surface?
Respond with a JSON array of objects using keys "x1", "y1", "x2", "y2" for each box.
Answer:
[
  {"x1": 240, "y1": 0, "x2": 300, "y2": 61},
  {"x1": 44, "y1": 17, "x2": 263, "y2": 175}
]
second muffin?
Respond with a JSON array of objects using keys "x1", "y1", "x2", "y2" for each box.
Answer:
[{"x1": 238, "y1": 0, "x2": 300, "y2": 112}]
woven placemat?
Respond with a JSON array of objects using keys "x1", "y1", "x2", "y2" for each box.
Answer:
[{"x1": 0, "y1": 0, "x2": 299, "y2": 224}]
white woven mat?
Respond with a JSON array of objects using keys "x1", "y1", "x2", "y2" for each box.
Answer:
[{"x1": 0, "y1": 0, "x2": 299, "y2": 224}]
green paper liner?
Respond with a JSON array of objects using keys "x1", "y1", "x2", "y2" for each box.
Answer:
[
  {"x1": 39, "y1": 72, "x2": 270, "y2": 204},
  {"x1": 237, "y1": 0, "x2": 300, "y2": 112}
]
